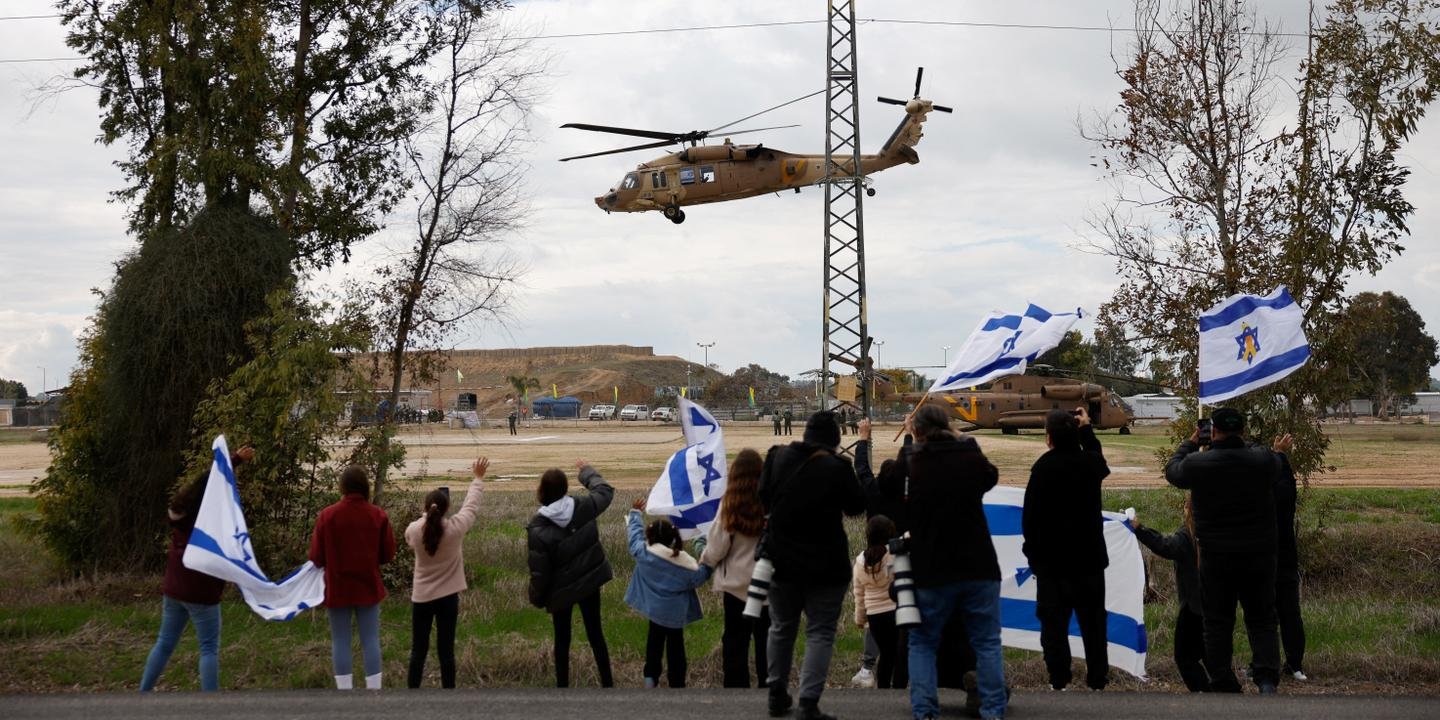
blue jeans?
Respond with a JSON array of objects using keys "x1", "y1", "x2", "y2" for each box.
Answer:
[
  {"x1": 140, "y1": 595, "x2": 221, "y2": 691},
  {"x1": 909, "y1": 581, "x2": 1006, "y2": 720},
  {"x1": 329, "y1": 604, "x2": 383, "y2": 677}
]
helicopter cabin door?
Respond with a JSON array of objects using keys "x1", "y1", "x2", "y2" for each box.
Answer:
[{"x1": 644, "y1": 168, "x2": 675, "y2": 207}]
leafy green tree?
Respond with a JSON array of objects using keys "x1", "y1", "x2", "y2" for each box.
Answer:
[
  {"x1": 1086, "y1": 0, "x2": 1440, "y2": 477},
  {"x1": 187, "y1": 289, "x2": 392, "y2": 570},
  {"x1": 0, "y1": 379, "x2": 27, "y2": 401},
  {"x1": 1034, "y1": 330, "x2": 1095, "y2": 375},
  {"x1": 1334, "y1": 292, "x2": 1439, "y2": 417},
  {"x1": 34, "y1": 203, "x2": 295, "y2": 572}
]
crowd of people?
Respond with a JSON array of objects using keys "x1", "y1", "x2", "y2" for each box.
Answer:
[{"x1": 140, "y1": 405, "x2": 1305, "y2": 720}]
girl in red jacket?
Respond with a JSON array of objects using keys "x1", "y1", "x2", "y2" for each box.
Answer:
[{"x1": 310, "y1": 466, "x2": 396, "y2": 689}]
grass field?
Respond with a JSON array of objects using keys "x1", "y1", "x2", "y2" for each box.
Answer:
[{"x1": 2, "y1": 480, "x2": 1437, "y2": 695}]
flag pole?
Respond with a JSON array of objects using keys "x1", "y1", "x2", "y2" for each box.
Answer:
[{"x1": 892, "y1": 390, "x2": 931, "y2": 441}]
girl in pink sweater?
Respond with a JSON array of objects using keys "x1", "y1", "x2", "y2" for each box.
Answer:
[
  {"x1": 852, "y1": 514, "x2": 906, "y2": 688},
  {"x1": 404, "y1": 457, "x2": 488, "y2": 688}
]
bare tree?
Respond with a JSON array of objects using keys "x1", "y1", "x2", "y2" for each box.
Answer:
[
  {"x1": 1083, "y1": 0, "x2": 1440, "y2": 477},
  {"x1": 368, "y1": 8, "x2": 540, "y2": 499}
]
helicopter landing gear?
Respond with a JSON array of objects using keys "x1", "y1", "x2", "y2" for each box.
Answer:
[
  {"x1": 1119, "y1": 425, "x2": 1132, "y2": 435},
  {"x1": 1002, "y1": 426, "x2": 1019, "y2": 435},
  {"x1": 663, "y1": 205, "x2": 686, "y2": 224}
]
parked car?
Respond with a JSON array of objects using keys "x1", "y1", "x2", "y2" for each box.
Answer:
[
  {"x1": 620, "y1": 403, "x2": 650, "y2": 421},
  {"x1": 588, "y1": 404, "x2": 615, "y2": 420},
  {"x1": 651, "y1": 407, "x2": 676, "y2": 422}
]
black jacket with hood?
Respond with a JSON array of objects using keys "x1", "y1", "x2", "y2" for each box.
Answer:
[
  {"x1": 526, "y1": 466, "x2": 615, "y2": 612},
  {"x1": 1134, "y1": 524, "x2": 1202, "y2": 616},
  {"x1": 905, "y1": 433, "x2": 1001, "y2": 586},
  {"x1": 1022, "y1": 424, "x2": 1111, "y2": 578},
  {"x1": 758, "y1": 440, "x2": 866, "y2": 585}
]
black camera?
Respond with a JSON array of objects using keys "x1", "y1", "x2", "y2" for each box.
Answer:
[
  {"x1": 1197, "y1": 418, "x2": 1213, "y2": 446},
  {"x1": 438, "y1": 485, "x2": 450, "y2": 500}
]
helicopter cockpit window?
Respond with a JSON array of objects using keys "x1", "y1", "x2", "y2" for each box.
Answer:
[
  {"x1": 621, "y1": 173, "x2": 640, "y2": 190},
  {"x1": 651, "y1": 171, "x2": 667, "y2": 189},
  {"x1": 679, "y1": 167, "x2": 696, "y2": 185},
  {"x1": 700, "y1": 165, "x2": 716, "y2": 183}
]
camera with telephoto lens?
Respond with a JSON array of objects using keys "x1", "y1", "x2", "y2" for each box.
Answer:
[
  {"x1": 886, "y1": 536, "x2": 922, "y2": 628},
  {"x1": 744, "y1": 530, "x2": 774, "y2": 619}
]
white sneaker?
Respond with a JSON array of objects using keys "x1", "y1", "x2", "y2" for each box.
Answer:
[
  {"x1": 850, "y1": 667, "x2": 875, "y2": 688},
  {"x1": 1292, "y1": 670, "x2": 1309, "y2": 681}
]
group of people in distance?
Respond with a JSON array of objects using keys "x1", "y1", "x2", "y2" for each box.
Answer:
[{"x1": 140, "y1": 403, "x2": 1304, "y2": 720}]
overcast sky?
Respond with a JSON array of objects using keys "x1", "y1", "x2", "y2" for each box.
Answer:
[{"x1": 2, "y1": 0, "x2": 1437, "y2": 395}]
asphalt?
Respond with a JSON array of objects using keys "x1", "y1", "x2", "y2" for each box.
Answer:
[{"x1": 4, "y1": 688, "x2": 1438, "y2": 720}]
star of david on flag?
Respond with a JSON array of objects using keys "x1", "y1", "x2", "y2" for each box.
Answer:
[
  {"x1": 1198, "y1": 286, "x2": 1311, "y2": 404},
  {"x1": 930, "y1": 304, "x2": 1084, "y2": 393},
  {"x1": 646, "y1": 398, "x2": 727, "y2": 539},
  {"x1": 182, "y1": 435, "x2": 325, "y2": 621}
]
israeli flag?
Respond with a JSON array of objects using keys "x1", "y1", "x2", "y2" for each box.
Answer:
[
  {"x1": 1198, "y1": 287, "x2": 1311, "y2": 405},
  {"x1": 986, "y1": 486, "x2": 1148, "y2": 679},
  {"x1": 646, "y1": 398, "x2": 727, "y2": 539},
  {"x1": 182, "y1": 435, "x2": 325, "y2": 621},
  {"x1": 930, "y1": 304, "x2": 1083, "y2": 393}
]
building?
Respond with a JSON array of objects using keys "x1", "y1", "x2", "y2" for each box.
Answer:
[{"x1": 1125, "y1": 393, "x2": 1183, "y2": 423}]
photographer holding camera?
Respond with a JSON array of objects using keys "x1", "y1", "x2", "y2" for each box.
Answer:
[
  {"x1": 757, "y1": 410, "x2": 865, "y2": 720},
  {"x1": 1164, "y1": 407, "x2": 1282, "y2": 694},
  {"x1": 903, "y1": 404, "x2": 1006, "y2": 720}
]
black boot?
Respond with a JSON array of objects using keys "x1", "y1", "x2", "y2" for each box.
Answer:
[
  {"x1": 768, "y1": 684, "x2": 793, "y2": 718},
  {"x1": 796, "y1": 699, "x2": 836, "y2": 720}
]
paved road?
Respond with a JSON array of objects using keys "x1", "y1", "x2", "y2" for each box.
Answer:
[{"x1": 6, "y1": 689, "x2": 1438, "y2": 719}]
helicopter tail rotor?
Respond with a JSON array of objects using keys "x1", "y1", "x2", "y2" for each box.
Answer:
[{"x1": 877, "y1": 66, "x2": 953, "y2": 113}]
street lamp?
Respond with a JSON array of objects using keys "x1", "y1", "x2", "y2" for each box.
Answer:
[
  {"x1": 942, "y1": 345, "x2": 952, "y2": 366},
  {"x1": 696, "y1": 341, "x2": 715, "y2": 370},
  {"x1": 873, "y1": 340, "x2": 885, "y2": 369},
  {"x1": 36, "y1": 366, "x2": 45, "y2": 397}
]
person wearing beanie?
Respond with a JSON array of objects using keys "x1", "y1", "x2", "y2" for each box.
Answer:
[
  {"x1": 1165, "y1": 407, "x2": 1283, "y2": 694},
  {"x1": 758, "y1": 410, "x2": 865, "y2": 720}
]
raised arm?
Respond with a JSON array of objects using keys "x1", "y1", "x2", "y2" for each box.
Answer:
[
  {"x1": 1164, "y1": 440, "x2": 1198, "y2": 489},
  {"x1": 449, "y1": 458, "x2": 489, "y2": 535},
  {"x1": 626, "y1": 507, "x2": 648, "y2": 560}
]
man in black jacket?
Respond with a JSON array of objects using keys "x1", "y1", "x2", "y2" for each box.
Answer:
[
  {"x1": 1164, "y1": 408, "x2": 1281, "y2": 693},
  {"x1": 1271, "y1": 435, "x2": 1307, "y2": 681},
  {"x1": 904, "y1": 404, "x2": 1006, "y2": 720},
  {"x1": 1022, "y1": 407, "x2": 1111, "y2": 691},
  {"x1": 759, "y1": 411, "x2": 865, "y2": 720}
]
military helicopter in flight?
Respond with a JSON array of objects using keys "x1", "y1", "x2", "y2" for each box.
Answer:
[
  {"x1": 899, "y1": 373, "x2": 1137, "y2": 434},
  {"x1": 562, "y1": 68, "x2": 951, "y2": 224}
]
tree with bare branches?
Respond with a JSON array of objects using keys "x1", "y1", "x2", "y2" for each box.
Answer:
[
  {"x1": 367, "y1": 9, "x2": 538, "y2": 499},
  {"x1": 1084, "y1": 0, "x2": 1440, "y2": 477}
]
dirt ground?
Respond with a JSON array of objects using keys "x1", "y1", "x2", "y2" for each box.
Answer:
[{"x1": 5, "y1": 421, "x2": 1434, "y2": 495}]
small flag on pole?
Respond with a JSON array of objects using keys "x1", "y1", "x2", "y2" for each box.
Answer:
[
  {"x1": 1198, "y1": 286, "x2": 1311, "y2": 404},
  {"x1": 748, "y1": 386, "x2": 756, "y2": 408},
  {"x1": 614, "y1": 386, "x2": 619, "y2": 405},
  {"x1": 647, "y1": 399, "x2": 727, "y2": 539},
  {"x1": 456, "y1": 369, "x2": 464, "y2": 383},
  {"x1": 552, "y1": 383, "x2": 558, "y2": 399},
  {"x1": 681, "y1": 386, "x2": 688, "y2": 398}
]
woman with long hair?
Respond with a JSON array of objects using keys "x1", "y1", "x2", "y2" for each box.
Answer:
[
  {"x1": 526, "y1": 459, "x2": 616, "y2": 688},
  {"x1": 699, "y1": 448, "x2": 770, "y2": 688},
  {"x1": 1133, "y1": 498, "x2": 1209, "y2": 692},
  {"x1": 140, "y1": 445, "x2": 254, "y2": 692},
  {"x1": 310, "y1": 465, "x2": 397, "y2": 689},
  {"x1": 404, "y1": 457, "x2": 489, "y2": 688}
]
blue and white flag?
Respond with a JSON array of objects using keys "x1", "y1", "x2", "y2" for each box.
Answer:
[
  {"x1": 986, "y1": 486, "x2": 1148, "y2": 678},
  {"x1": 1198, "y1": 286, "x2": 1311, "y2": 405},
  {"x1": 930, "y1": 304, "x2": 1083, "y2": 393},
  {"x1": 182, "y1": 435, "x2": 325, "y2": 621},
  {"x1": 646, "y1": 398, "x2": 727, "y2": 539}
]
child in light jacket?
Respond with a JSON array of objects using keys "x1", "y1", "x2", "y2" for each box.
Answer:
[
  {"x1": 852, "y1": 514, "x2": 907, "y2": 688},
  {"x1": 624, "y1": 499, "x2": 714, "y2": 688}
]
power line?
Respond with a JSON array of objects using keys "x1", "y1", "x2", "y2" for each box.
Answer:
[
  {"x1": 0, "y1": 13, "x2": 1392, "y2": 65},
  {"x1": 0, "y1": 14, "x2": 62, "y2": 21}
]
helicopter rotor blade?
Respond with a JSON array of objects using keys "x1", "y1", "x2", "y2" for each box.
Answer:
[
  {"x1": 560, "y1": 123, "x2": 683, "y2": 142},
  {"x1": 559, "y1": 138, "x2": 677, "y2": 162},
  {"x1": 876, "y1": 96, "x2": 908, "y2": 106},
  {"x1": 705, "y1": 88, "x2": 825, "y2": 136},
  {"x1": 711, "y1": 124, "x2": 801, "y2": 137},
  {"x1": 933, "y1": 104, "x2": 954, "y2": 113},
  {"x1": 914, "y1": 66, "x2": 924, "y2": 97}
]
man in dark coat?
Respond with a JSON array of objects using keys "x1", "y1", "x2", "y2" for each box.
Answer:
[
  {"x1": 1022, "y1": 407, "x2": 1112, "y2": 691},
  {"x1": 904, "y1": 404, "x2": 1006, "y2": 720},
  {"x1": 783, "y1": 410, "x2": 793, "y2": 435},
  {"x1": 1165, "y1": 407, "x2": 1281, "y2": 694},
  {"x1": 526, "y1": 461, "x2": 616, "y2": 688},
  {"x1": 1271, "y1": 435, "x2": 1307, "y2": 681},
  {"x1": 773, "y1": 411, "x2": 783, "y2": 436},
  {"x1": 759, "y1": 411, "x2": 865, "y2": 720}
]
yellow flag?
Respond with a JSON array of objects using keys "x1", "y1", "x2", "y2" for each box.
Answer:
[
  {"x1": 456, "y1": 369, "x2": 464, "y2": 383},
  {"x1": 552, "y1": 383, "x2": 558, "y2": 399},
  {"x1": 748, "y1": 386, "x2": 756, "y2": 408},
  {"x1": 614, "y1": 386, "x2": 619, "y2": 405},
  {"x1": 681, "y1": 386, "x2": 688, "y2": 398}
]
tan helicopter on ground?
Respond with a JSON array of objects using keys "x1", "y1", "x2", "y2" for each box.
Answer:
[
  {"x1": 562, "y1": 68, "x2": 951, "y2": 224},
  {"x1": 901, "y1": 374, "x2": 1136, "y2": 434}
]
